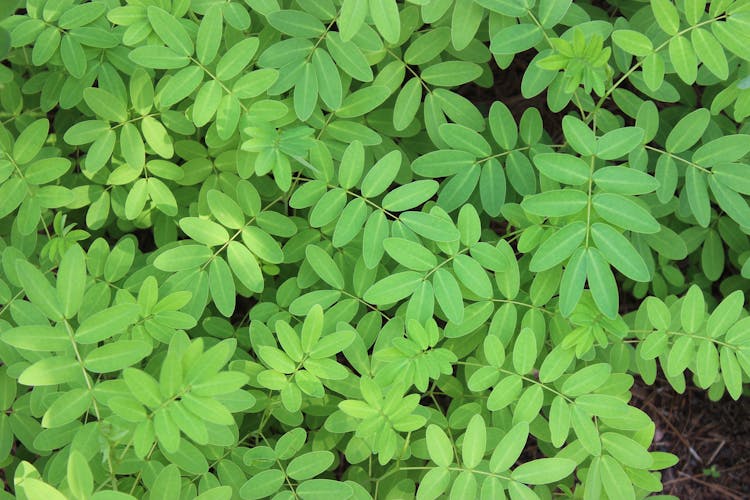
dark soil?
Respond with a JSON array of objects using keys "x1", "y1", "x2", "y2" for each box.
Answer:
[
  {"x1": 632, "y1": 377, "x2": 750, "y2": 499},
  {"x1": 457, "y1": 49, "x2": 570, "y2": 143}
]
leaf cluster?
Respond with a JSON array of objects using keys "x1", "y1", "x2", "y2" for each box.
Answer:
[{"x1": 1, "y1": 0, "x2": 750, "y2": 499}]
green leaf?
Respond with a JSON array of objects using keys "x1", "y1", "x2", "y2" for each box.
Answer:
[
  {"x1": 562, "y1": 115, "x2": 596, "y2": 156},
  {"x1": 42, "y1": 388, "x2": 91, "y2": 428},
  {"x1": 680, "y1": 284, "x2": 705, "y2": 333},
  {"x1": 612, "y1": 30, "x2": 654, "y2": 56},
  {"x1": 15, "y1": 260, "x2": 62, "y2": 321},
  {"x1": 13, "y1": 119, "x2": 48, "y2": 165},
  {"x1": 521, "y1": 189, "x2": 587, "y2": 217},
  {"x1": 16, "y1": 478, "x2": 67, "y2": 500},
  {"x1": 599, "y1": 455, "x2": 635, "y2": 500},
  {"x1": 382, "y1": 180, "x2": 439, "y2": 212},
  {"x1": 592, "y1": 193, "x2": 660, "y2": 234},
  {"x1": 706, "y1": 290, "x2": 744, "y2": 338},
  {"x1": 416, "y1": 468, "x2": 451, "y2": 500},
  {"x1": 530, "y1": 222, "x2": 586, "y2": 272},
  {"x1": 480, "y1": 159, "x2": 506, "y2": 217},
  {"x1": 393, "y1": 77, "x2": 422, "y2": 131},
  {"x1": 361, "y1": 150, "x2": 402, "y2": 197},
  {"x1": 512, "y1": 327, "x2": 537, "y2": 375},
  {"x1": 491, "y1": 24, "x2": 542, "y2": 55},
  {"x1": 693, "y1": 135, "x2": 750, "y2": 166},
  {"x1": 151, "y1": 464, "x2": 181, "y2": 500},
  {"x1": 490, "y1": 421, "x2": 528, "y2": 472},
  {"x1": 64, "y1": 120, "x2": 111, "y2": 146},
  {"x1": 61, "y1": 35, "x2": 86, "y2": 78},
  {"x1": 160, "y1": 66, "x2": 204, "y2": 108},
  {"x1": 422, "y1": 61, "x2": 483, "y2": 87},
  {"x1": 209, "y1": 257, "x2": 235, "y2": 317},
  {"x1": 268, "y1": 10, "x2": 325, "y2": 38},
  {"x1": 141, "y1": 117, "x2": 173, "y2": 158},
  {"x1": 383, "y1": 238, "x2": 437, "y2": 271},
  {"x1": 193, "y1": 80, "x2": 223, "y2": 127},
  {"x1": 154, "y1": 245, "x2": 213, "y2": 272},
  {"x1": 586, "y1": 248, "x2": 619, "y2": 318},
  {"x1": 592, "y1": 167, "x2": 659, "y2": 195},
  {"x1": 563, "y1": 363, "x2": 612, "y2": 398},
  {"x1": 120, "y1": 122, "x2": 145, "y2": 169},
  {"x1": 601, "y1": 432, "x2": 653, "y2": 469},
  {"x1": 147, "y1": 6, "x2": 193, "y2": 55},
  {"x1": 207, "y1": 190, "x2": 245, "y2": 229},
  {"x1": 84, "y1": 88, "x2": 127, "y2": 123},
  {"x1": 296, "y1": 480, "x2": 353, "y2": 500},
  {"x1": 651, "y1": 0, "x2": 680, "y2": 35},
  {"x1": 692, "y1": 28, "x2": 728, "y2": 79},
  {"x1": 538, "y1": 0, "x2": 572, "y2": 28},
  {"x1": 338, "y1": 140, "x2": 364, "y2": 190},
  {"x1": 286, "y1": 451, "x2": 334, "y2": 480},
  {"x1": 294, "y1": 64, "x2": 318, "y2": 121},
  {"x1": 363, "y1": 210, "x2": 389, "y2": 269},
  {"x1": 591, "y1": 223, "x2": 650, "y2": 281},
  {"x1": 400, "y1": 211, "x2": 460, "y2": 242},
  {"x1": 433, "y1": 268, "x2": 464, "y2": 324},
  {"x1": 363, "y1": 271, "x2": 423, "y2": 305},
  {"x1": 453, "y1": 255, "x2": 493, "y2": 298},
  {"x1": 669, "y1": 35, "x2": 697, "y2": 84},
  {"x1": 227, "y1": 241, "x2": 264, "y2": 292},
  {"x1": 439, "y1": 124, "x2": 491, "y2": 157},
  {"x1": 596, "y1": 127, "x2": 644, "y2": 160},
  {"x1": 475, "y1": 0, "x2": 527, "y2": 16},
  {"x1": 306, "y1": 245, "x2": 344, "y2": 289},
  {"x1": 559, "y1": 247, "x2": 587, "y2": 317},
  {"x1": 571, "y1": 405, "x2": 602, "y2": 455},
  {"x1": 67, "y1": 451, "x2": 94, "y2": 499},
  {"x1": 533, "y1": 153, "x2": 589, "y2": 185},
  {"x1": 18, "y1": 357, "x2": 80, "y2": 386},
  {"x1": 32, "y1": 27, "x2": 60, "y2": 66},
  {"x1": 412, "y1": 149, "x2": 476, "y2": 178},
  {"x1": 326, "y1": 32, "x2": 373, "y2": 82},
  {"x1": 179, "y1": 217, "x2": 230, "y2": 247},
  {"x1": 309, "y1": 188, "x2": 346, "y2": 228},
  {"x1": 1, "y1": 325, "x2": 69, "y2": 352},
  {"x1": 708, "y1": 175, "x2": 750, "y2": 225},
  {"x1": 462, "y1": 414, "x2": 486, "y2": 469},
  {"x1": 665, "y1": 108, "x2": 710, "y2": 153},
  {"x1": 129, "y1": 45, "x2": 190, "y2": 69},
  {"x1": 720, "y1": 347, "x2": 743, "y2": 400},
  {"x1": 76, "y1": 304, "x2": 141, "y2": 344},
  {"x1": 549, "y1": 396, "x2": 570, "y2": 448},
  {"x1": 57, "y1": 245, "x2": 86, "y2": 318},
  {"x1": 369, "y1": 0, "x2": 401, "y2": 44},
  {"x1": 85, "y1": 340, "x2": 152, "y2": 373},
  {"x1": 339, "y1": 0, "x2": 368, "y2": 41},
  {"x1": 333, "y1": 199, "x2": 369, "y2": 247},
  {"x1": 487, "y1": 374, "x2": 523, "y2": 411},
  {"x1": 196, "y1": 5, "x2": 222, "y2": 65},
  {"x1": 426, "y1": 424, "x2": 454, "y2": 467},
  {"x1": 488, "y1": 101, "x2": 518, "y2": 150},
  {"x1": 511, "y1": 458, "x2": 576, "y2": 485},
  {"x1": 646, "y1": 297, "x2": 671, "y2": 331}
]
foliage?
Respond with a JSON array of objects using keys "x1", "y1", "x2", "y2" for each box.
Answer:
[{"x1": 1, "y1": 0, "x2": 750, "y2": 498}]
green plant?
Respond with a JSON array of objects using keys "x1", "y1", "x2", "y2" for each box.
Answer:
[
  {"x1": 1, "y1": 0, "x2": 750, "y2": 498},
  {"x1": 702, "y1": 464, "x2": 720, "y2": 478}
]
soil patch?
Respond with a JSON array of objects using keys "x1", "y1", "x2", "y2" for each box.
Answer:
[{"x1": 632, "y1": 377, "x2": 750, "y2": 499}]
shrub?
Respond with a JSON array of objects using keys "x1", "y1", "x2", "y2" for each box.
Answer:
[{"x1": 1, "y1": 0, "x2": 749, "y2": 498}]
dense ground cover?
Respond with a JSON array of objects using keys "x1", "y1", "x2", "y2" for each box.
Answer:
[{"x1": 1, "y1": 0, "x2": 750, "y2": 498}]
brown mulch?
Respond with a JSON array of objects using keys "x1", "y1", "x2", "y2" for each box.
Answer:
[{"x1": 632, "y1": 377, "x2": 750, "y2": 499}]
